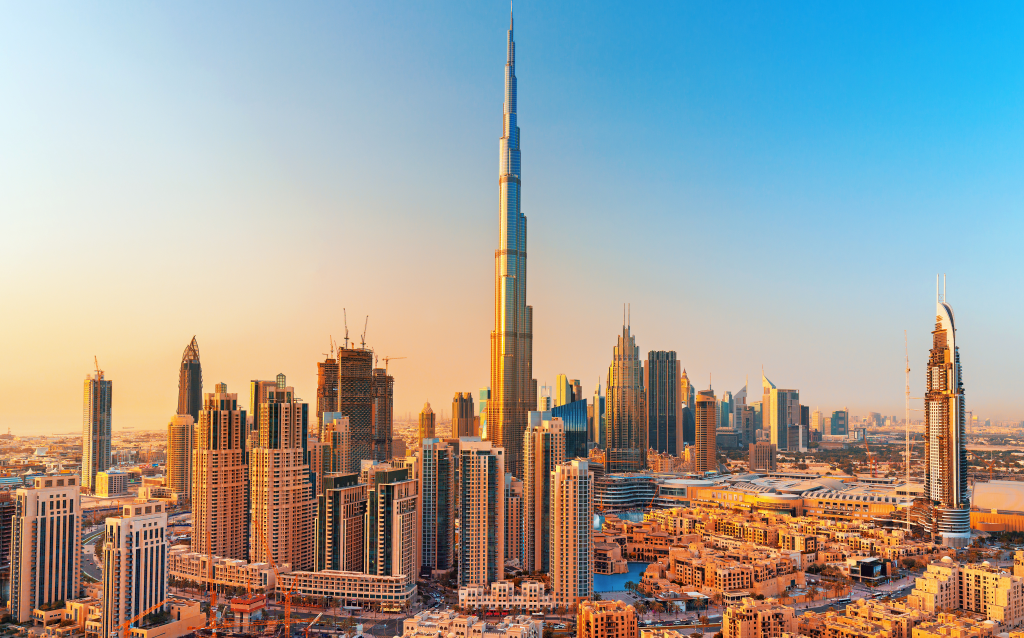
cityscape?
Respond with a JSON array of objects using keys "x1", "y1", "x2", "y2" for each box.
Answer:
[{"x1": 4, "y1": 4, "x2": 1024, "y2": 638}]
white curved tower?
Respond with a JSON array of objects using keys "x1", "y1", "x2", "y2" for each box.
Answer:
[{"x1": 924, "y1": 294, "x2": 970, "y2": 547}]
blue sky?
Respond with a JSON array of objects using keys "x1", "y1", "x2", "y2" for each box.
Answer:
[{"x1": 2, "y1": 2, "x2": 1022, "y2": 432}]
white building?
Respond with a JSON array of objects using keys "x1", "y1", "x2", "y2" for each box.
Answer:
[
  {"x1": 551, "y1": 460, "x2": 593, "y2": 604},
  {"x1": 458, "y1": 580, "x2": 554, "y2": 613},
  {"x1": 10, "y1": 475, "x2": 82, "y2": 623},
  {"x1": 102, "y1": 501, "x2": 169, "y2": 638}
]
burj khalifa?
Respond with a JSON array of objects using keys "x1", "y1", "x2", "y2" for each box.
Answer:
[{"x1": 487, "y1": 6, "x2": 535, "y2": 479}]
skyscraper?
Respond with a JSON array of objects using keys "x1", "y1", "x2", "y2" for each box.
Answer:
[
  {"x1": 504, "y1": 473, "x2": 524, "y2": 568},
  {"x1": 420, "y1": 439, "x2": 455, "y2": 574},
  {"x1": 487, "y1": 7, "x2": 536, "y2": 480},
  {"x1": 315, "y1": 473, "x2": 366, "y2": 573},
  {"x1": 732, "y1": 383, "x2": 749, "y2": 446},
  {"x1": 452, "y1": 392, "x2": 476, "y2": 438},
  {"x1": 523, "y1": 414, "x2": 565, "y2": 573},
  {"x1": 592, "y1": 382, "x2": 606, "y2": 449},
  {"x1": 419, "y1": 403, "x2": 436, "y2": 442},
  {"x1": 249, "y1": 383, "x2": 316, "y2": 571},
  {"x1": 10, "y1": 475, "x2": 81, "y2": 623},
  {"x1": 192, "y1": 385, "x2": 248, "y2": 561},
  {"x1": 316, "y1": 352, "x2": 339, "y2": 437},
  {"x1": 177, "y1": 337, "x2": 202, "y2": 423},
  {"x1": 335, "y1": 347, "x2": 375, "y2": 472},
  {"x1": 371, "y1": 367, "x2": 395, "y2": 461},
  {"x1": 363, "y1": 462, "x2": 419, "y2": 580},
  {"x1": 923, "y1": 293, "x2": 970, "y2": 547},
  {"x1": 101, "y1": 501, "x2": 168, "y2": 638},
  {"x1": 831, "y1": 409, "x2": 849, "y2": 436},
  {"x1": 695, "y1": 389, "x2": 717, "y2": 475},
  {"x1": 459, "y1": 438, "x2": 505, "y2": 586},
  {"x1": 83, "y1": 363, "x2": 112, "y2": 493},
  {"x1": 644, "y1": 351, "x2": 681, "y2": 456},
  {"x1": 550, "y1": 459, "x2": 593, "y2": 605},
  {"x1": 606, "y1": 320, "x2": 646, "y2": 473},
  {"x1": 680, "y1": 369, "x2": 696, "y2": 446},
  {"x1": 166, "y1": 414, "x2": 194, "y2": 501},
  {"x1": 550, "y1": 399, "x2": 589, "y2": 459},
  {"x1": 762, "y1": 374, "x2": 800, "y2": 451},
  {"x1": 555, "y1": 374, "x2": 571, "y2": 408}
]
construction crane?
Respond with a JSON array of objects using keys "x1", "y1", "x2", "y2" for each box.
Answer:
[
  {"x1": 94, "y1": 356, "x2": 103, "y2": 375},
  {"x1": 110, "y1": 599, "x2": 167, "y2": 638},
  {"x1": 863, "y1": 438, "x2": 878, "y2": 478},
  {"x1": 303, "y1": 613, "x2": 324, "y2": 638},
  {"x1": 343, "y1": 309, "x2": 350, "y2": 349},
  {"x1": 381, "y1": 356, "x2": 406, "y2": 373},
  {"x1": 360, "y1": 316, "x2": 369, "y2": 349}
]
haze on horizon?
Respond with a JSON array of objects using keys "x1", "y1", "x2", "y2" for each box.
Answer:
[{"x1": 2, "y1": 1, "x2": 1023, "y2": 436}]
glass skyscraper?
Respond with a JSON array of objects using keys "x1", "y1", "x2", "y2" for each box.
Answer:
[
  {"x1": 551, "y1": 399, "x2": 589, "y2": 460},
  {"x1": 177, "y1": 336, "x2": 202, "y2": 422}
]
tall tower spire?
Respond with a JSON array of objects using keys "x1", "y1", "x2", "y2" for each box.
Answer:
[{"x1": 488, "y1": 6, "x2": 534, "y2": 479}]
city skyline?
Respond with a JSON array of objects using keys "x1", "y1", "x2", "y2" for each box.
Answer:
[{"x1": 5, "y1": 2, "x2": 1024, "y2": 434}]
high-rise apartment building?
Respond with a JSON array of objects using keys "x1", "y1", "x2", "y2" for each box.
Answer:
[
  {"x1": 523, "y1": 414, "x2": 564, "y2": 573},
  {"x1": 591, "y1": 383, "x2": 605, "y2": 449},
  {"x1": 83, "y1": 364, "x2": 112, "y2": 493},
  {"x1": 923, "y1": 294, "x2": 970, "y2": 547},
  {"x1": 749, "y1": 442, "x2": 777, "y2": 472},
  {"x1": 316, "y1": 353, "x2": 339, "y2": 437},
  {"x1": 166, "y1": 414, "x2": 193, "y2": 501},
  {"x1": 101, "y1": 501, "x2": 168, "y2": 638},
  {"x1": 420, "y1": 439, "x2": 455, "y2": 574},
  {"x1": 487, "y1": 9, "x2": 536, "y2": 481},
  {"x1": 831, "y1": 409, "x2": 849, "y2": 436},
  {"x1": 680, "y1": 369, "x2": 696, "y2": 446},
  {"x1": 550, "y1": 399, "x2": 589, "y2": 459},
  {"x1": 315, "y1": 473, "x2": 367, "y2": 573},
  {"x1": 459, "y1": 439, "x2": 505, "y2": 586},
  {"x1": 452, "y1": 392, "x2": 476, "y2": 438},
  {"x1": 645, "y1": 351, "x2": 681, "y2": 456},
  {"x1": 578, "y1": 601, "x2": 638, "y2": 638},
  {"x1": 551, "y1": 460, "x2": 592, "y2": 605},
  {"x1": 177, "y1": 337, "x2": 202, "y2": 423},
  {"x1": 606, "y1": 322, "x2": 646, "y2": 473},
  {"x1": 10, "y1": 475, "x2": 81, "y2": 623},
  {"x1": 419, "y1": 403, "x2": 436, "y2": 443},
  {"x1": 321, "y1": 414, "x2": 353, "y2": 476},
  {"x1": 193, "y1": 385, "x2": 248, "y2": 561},
  {"x1": 249, "y1": 384, "x2": 315, "y2": 571},
  {"x1": 363, "y1": 462, "x2": 420, "y2": 580},
  {"x1": 762, "y1": 374, "x2": 800, "y2": 451},
  {"x1": 504, "y1": 473, "x2": 524, "y2": 568},
  {"x1": 0, "y1": 491, "x2": 16, "y2": 574},
  {"x1": 337, "y1": 347, "x2": 375, "y2": 472},
  {"x1": 695, "y1": 389, "x2": 717, "y2": 475},
  {"x1": 371, "y1": 367, "x2": 395, "y2": 461}
]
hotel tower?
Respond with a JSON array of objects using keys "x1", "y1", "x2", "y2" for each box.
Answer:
[
  {"x1": 487, "y1": 7, "x2": 536, "y2": 480},
  {"x1": 923, "y1": 290, "x2": 970, "y2": 547}
]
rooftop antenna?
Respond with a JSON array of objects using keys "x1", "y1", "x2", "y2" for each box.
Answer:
[
  {"x1": 905, "y1": 330, "x2": 911, "y2": 531},
  {"x1": 343, "y1": 309, "x2": 350, "y2": 349},
  {"x1": 361, "y1": 315, "x2": 369, "y2": 349}
]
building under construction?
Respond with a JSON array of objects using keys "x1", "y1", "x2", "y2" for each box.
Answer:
[
  {"x1": 316, "y1": 354, "x2": 339, "y2": 438},
  {"x1": 336, "y1": 347, "x2": 393, "y2": 472}
]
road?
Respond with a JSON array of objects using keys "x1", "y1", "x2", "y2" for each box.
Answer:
[{"x1": 81, "y1": 526, "x2": 104, "y2": 581}]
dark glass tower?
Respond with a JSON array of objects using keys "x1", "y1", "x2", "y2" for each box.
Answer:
[
  {"x1": 645, "y1": 351, "x2": 680, "y2": 455},
  {"x1": 177, "y1": 336, "x2": 202, "y2": 422}
]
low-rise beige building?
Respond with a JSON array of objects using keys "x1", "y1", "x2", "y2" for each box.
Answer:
[
  {"x1": 722, "y1": 598, "x2": 796, "y2": 638},
  {"x1": 277, "y1": 570, "x2": 416, "y2": 610},
  {"x1": 402, "y1": 610, "x2": 542, "y2": 638},
  {"x1": 578, "y1": 600, "x2": 638, "y2": 638},
  {"x1": 912, "y1": 613, "x2": 998, "y2": 638},
  {"x1": 908, "y1": 558, "x2": 1024, "y2": 628},
  {"x1": 168, "y1": 545, "x2": 283, "y2": 591},
  {"x1": 458, "y1": 580, "x2": 554, "y2": 612}
]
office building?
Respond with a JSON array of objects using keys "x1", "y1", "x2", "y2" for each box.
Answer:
[
  {"x1": 762, "y1": 374, "x2": 800, "y2": 451},
  {"x1": 523, "y1": 414, "x2": 564, "y2": 573},
  {"x1": 504, "y1": 474, "x2": 524, "y2": 568},
  {"x1": 453, "y1": 392, "x2": 476, "y2": 438},
  {"x1": 315, "y1": 473, "x2": 367, "y2": 572},
  {"x1": 694, "y1": 389, "x2": 717, "y2": 475},
  {"x1": 177, "y1": 337, "x2": 202, "y2": 423},
  {"x1": 577, "y1": 600, "x2": 637, "y2": 638},
  {"x1": 831, "y1": 409, "x2": 849, "y2": 436},
  {"x1": 737, "y1": 405, "x2": 755, "y2": 450},
  {"x1": 606, "y1": 321, "x2": 647, "y2": 473},
  {"x1": 680, "y1": 369, "x2": 696, "y2": 446},
  {"x1": 551, "y1": 460, "x2": 592, "y2": 605},
  {"x1": 101, "y1": 501, "x2": 168, "y2": 638},
  {"x1": 95, "y1": 470, "x2": 128, "y2": 497},
  {"x1": 550, "y1": 399, "x2": 589, "y2": 459},
  {"x1": 249, "y1": 383, "x2": 316, "y2": 570},
  {"x1": 363, "y1": 462, "x2": 419, "y2": 581},
  {"x1": 486, "y1": 9, "x2": 536, "y2": 481},
  {"x1": 538, "y1": 386, "x2": 553, "y2": 412},
  {"x1": 316, "y1": 352, "x2": 339, "y2": 437},
  {"x1": 811, "y1": 409, "x2": 823, "y2": 433},
  {"x1": 420, "y1": 439, "x2": 455, "y2": 574},
  {"x1": 731, "y1": 383, "x2": 749, "y2": 446},
  {"x1": 719, "y1": 390, "x2": 733, "y2": 431},
  {"x1": 922, "y1": 293, "x2": 970, "y2": 547},
  {"x1": 166, "y1": 414, "x2": 193, "y2": 501},
  {"x1": 419, "y1": 403, "x2": 436, "y2": 442},
  {"x1": 459, "y1": 439, "x2": 505, "y2": 586},
  {"x1": 10, "y1": 475, "x2": 81, "y2": 623},
  {"x1": 555, "y1": 375, "x2": 571, "y2": 407},
  {"x1": 749, "y1": 442, "x2": 777, "y2": 472},
  {"x1": 644, "y1": 351, "x2": 681, "y2": 456},
  {"x1": 83, "y1": 363, "x2": 112, "y2": 493},
  {"x1": 193, "y1": 385, "x2": 248, "y2": 561}
]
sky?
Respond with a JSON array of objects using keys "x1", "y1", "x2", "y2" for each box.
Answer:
[{"x1": 2, "y1": 1, "x2": 1023, "y2": 436}]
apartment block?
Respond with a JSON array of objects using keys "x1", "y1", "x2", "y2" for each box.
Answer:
[
  {"x1": 459, "y1": 438, "x2": 505, "y2": 587},
  {"x1": 577, "y1": 600, "x2": 638, "y2": 638},
  {"x1": 721, "y1": 597, "x2": 796, "y2": 638},
  {"x1": 101, "y1": 501, "x2": 168, "y2": 638},
  {"x1": 315, "y1": 473, "x2": 367, "y2": 572},
  {"x1": 551, "y1": 460, "x2": 592, "y2": 605}
]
